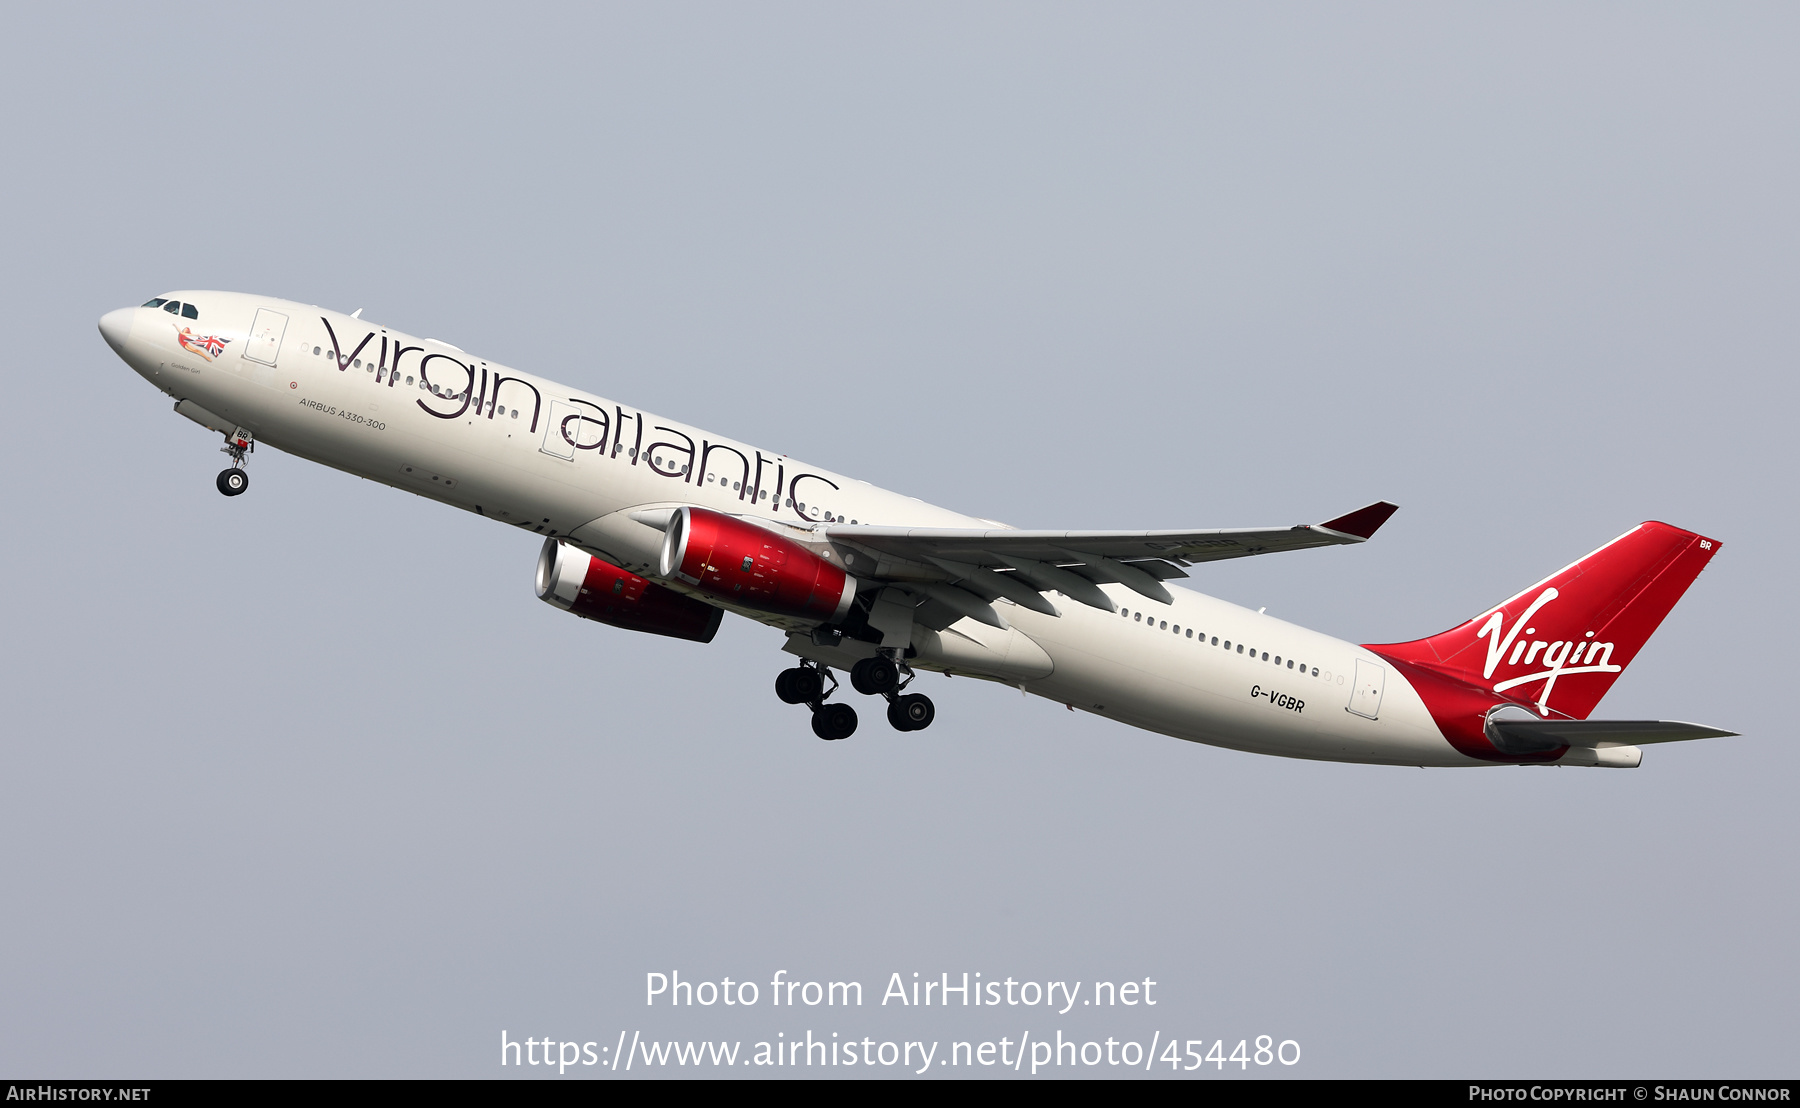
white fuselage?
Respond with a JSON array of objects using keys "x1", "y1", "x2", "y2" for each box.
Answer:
[{"x1": 104, "y1": 290, "x2": 1476, "y2": 766}]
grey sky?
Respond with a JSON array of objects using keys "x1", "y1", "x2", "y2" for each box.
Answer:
[{"x1": 1, "y1": 2, "x2": 1794, "y2": 1078}]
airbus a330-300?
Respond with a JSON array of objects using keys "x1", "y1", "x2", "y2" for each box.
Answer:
[{"x1": 99, "y1": 292, "x2": 1735, "y2": 766}]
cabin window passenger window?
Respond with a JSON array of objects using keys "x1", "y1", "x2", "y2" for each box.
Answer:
[
  {"x1": 510, "y1": 410, "x2": 518, "y2": 419},
  {"x1": 142, "y1": 298, "x2": 167, "y2": 308},
  {"x1": 1261, "y1": 652, "x2": 1269, "y2": 661},
  {"x1": 1287, "y1": 660, "x2": 1294, "y2": 669},
  {"x1": 1311, "y1": 667, "x2": 1318, "y2": 676},
  {"x1": 406, "y1": 376, "x2": 414, "y2": 385},
  {"x1": 1236, "y1": 644, "x2": 1243, "y2": 654},
  {"x1": 1159, "y1": 621, "x2": 1167, "y2": 630},
  {"x1": 181, "y1": 304, "x2": 198, "y2": 319},
  {"x1": 1186, "y1": 629, "x2": 1193, "y2": 638},
  {"x1": 1134, "y1": 613, "x2": 1142, "y2": 622},
  {"x1": 1211, "y1": 637, "x2": 1219, "y2": 645},
  {"x1": 313, "y1": 346, "x2": 321, "y2": 355}
]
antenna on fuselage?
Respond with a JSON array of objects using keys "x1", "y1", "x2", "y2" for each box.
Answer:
[{"x1": 350, "y1": 308, "x2": 363, "y2": 319}]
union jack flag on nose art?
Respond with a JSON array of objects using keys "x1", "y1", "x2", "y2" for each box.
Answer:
[{"x1": 176, "y1": 327, "x2": 231, "y2": 361}]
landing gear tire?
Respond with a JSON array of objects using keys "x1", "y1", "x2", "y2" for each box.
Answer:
[
  {"x1": 776, "y1": 667, "x2": 823, "y2": 705},
  {"x1": 887, "y1": 693, "x2": 935, "y2": 732},
  {"x1": 217, "y1": 468, "x2": 248, "y2": 496},
  {"x1": 811, "y1": 702, "x2": 858, "y2": 741},
  {"x1": 850, "y1": 655, "x2": 900, "y2": 696}
]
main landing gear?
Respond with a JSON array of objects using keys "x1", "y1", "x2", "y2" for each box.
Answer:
[
  {"x1": 852, "y1": 654, "x2": 935, "y2": 733},
  {"x1": 775, "y1": 662, "x2": 858, "y2": 740},
  {"x1": 773, "y1": 653, "x2": 936, "y2": 741},
  {"x1": 216, "y1": 431, "x2": 251, "y2": 497}
]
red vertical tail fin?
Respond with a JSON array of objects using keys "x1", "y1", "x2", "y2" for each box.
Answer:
[{"x1": 1369, "y1": 522, "x2": 1721, "y2": 720}]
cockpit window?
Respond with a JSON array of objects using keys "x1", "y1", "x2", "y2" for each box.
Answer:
[
  {"x1": 142, "y1": 298, "x2": 167, "y2": 309},
  {"x1": 163, "y1": 301, "x2": 181, "y2": 314},
  {"x1": 181, "y1": 303, "x2": 198, "y2": 319}
]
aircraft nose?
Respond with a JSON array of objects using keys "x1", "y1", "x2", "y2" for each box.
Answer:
[{"x1": 98, "y1": 308, "x2": 135, "y2": 354}]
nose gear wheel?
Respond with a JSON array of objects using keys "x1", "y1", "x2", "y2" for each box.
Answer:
[{"x1": 216, "y1": 468, "x2": 248, "y2": 496}]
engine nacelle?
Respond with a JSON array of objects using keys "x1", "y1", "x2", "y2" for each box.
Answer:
[
  {"x1": 536, "y1": 539, "x2": 722, "y2": 643},
  {"x1": 657, "y1": 506, "x2": 857, "y2": 623}
]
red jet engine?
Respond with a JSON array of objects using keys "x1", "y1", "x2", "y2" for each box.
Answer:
[
  {"x1": 658, "y1": 506, "x2": 858, "y2": 622},
  {"x1": 536, "y1": 539, "x2": 722, "y2": 643}
]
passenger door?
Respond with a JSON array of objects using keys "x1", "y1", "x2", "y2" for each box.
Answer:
[
  {"x1": 243, "y1": 308, "x2": 288, "y2": 366},
  {"x1": 540, "y1": 400, "x2": 581, "y2": 460},
  {"x1": 1347, "y1": 659, "x2": 1385, "y2": 720}
]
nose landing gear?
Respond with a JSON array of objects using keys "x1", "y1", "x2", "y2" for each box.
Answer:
[{"x1": 215, "y1": 430, "x2": 253, "y2": 497}]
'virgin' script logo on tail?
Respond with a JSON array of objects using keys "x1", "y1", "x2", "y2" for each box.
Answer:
[{"x1": 1474, "y1": 587, "x2": 1621, "y2": 716}]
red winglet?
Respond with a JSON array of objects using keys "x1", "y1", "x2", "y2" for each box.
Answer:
[{"x1": 1319, "y1": 501, "x2": 1399, "y2": 540}]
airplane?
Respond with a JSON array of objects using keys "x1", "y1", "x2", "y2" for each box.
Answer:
[{"x1": 98, "y1": 291, "x2": 1736, "y2": 767}]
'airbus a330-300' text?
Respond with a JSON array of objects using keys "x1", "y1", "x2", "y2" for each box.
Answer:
[{"x1": 99, "y1": 292, "x2": 1735, "y2": 766}]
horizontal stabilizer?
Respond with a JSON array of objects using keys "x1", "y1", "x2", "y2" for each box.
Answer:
[{"x1": 1489, "y1": 718, "x2": 1738, "y2": 748}]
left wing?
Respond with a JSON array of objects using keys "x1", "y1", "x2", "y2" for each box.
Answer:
[{"x1": 825, "y1": 501, "x2": 1398, "y2": 624}]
